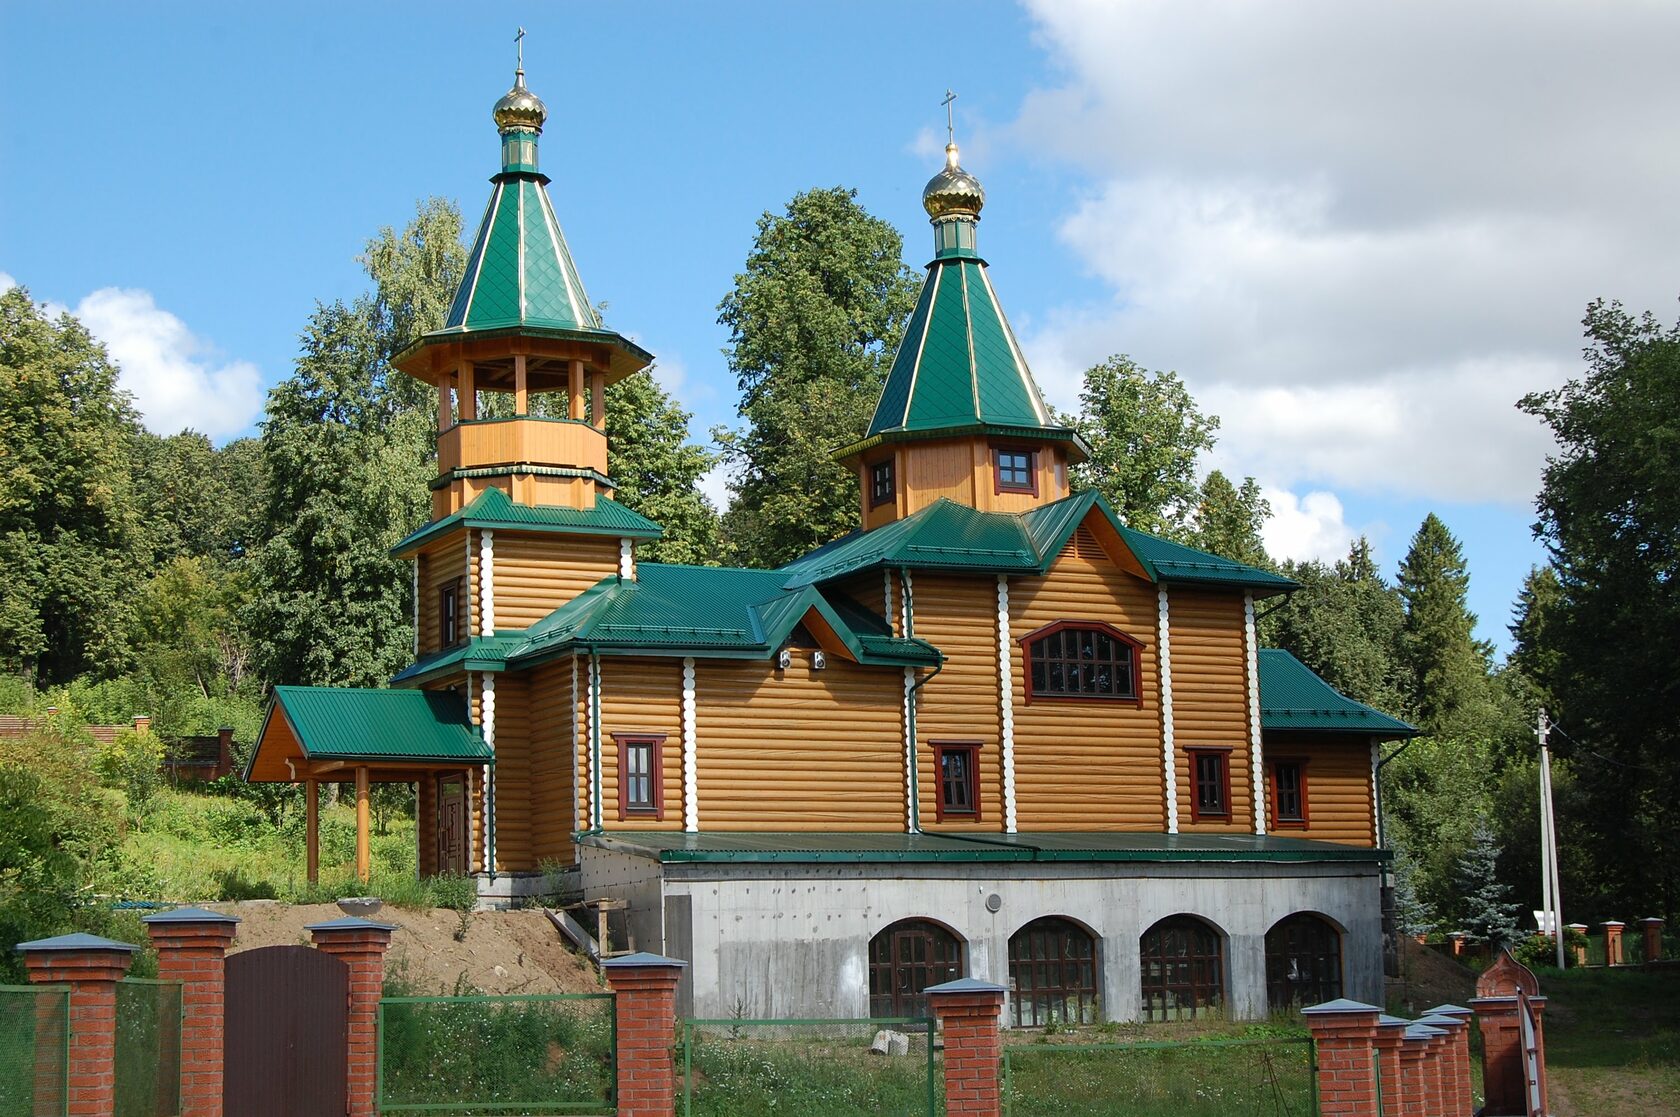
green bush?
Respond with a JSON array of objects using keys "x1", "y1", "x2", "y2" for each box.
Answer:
[{"x1": 96, "y1": 729, "x2": 166, "y2": 816}]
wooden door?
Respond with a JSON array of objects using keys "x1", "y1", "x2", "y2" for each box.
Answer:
[
  {"x1": 223, "y1": 946, "x2": 348, "y2": 1116},
  {"x1": 438, "y1": 775, "x2": 466, "y2": 874}
]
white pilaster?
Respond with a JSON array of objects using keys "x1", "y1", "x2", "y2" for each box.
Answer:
[
  {"x1": 619, "y1": 537, "x2": 635, "y2": 580},
  {"x1": 571, "y1": 657, "x2": 582, "y2": 833},
  {"x1": 884, "y1": 570, "x2": 895, "y2": 636},
  {"x1": 1158, "y1": 587, "x2": 1179, "y2": 833},
  {"x1": 411, "y1": 558, "x2": 419, "y2": 655},
  {"x1": 1371, "y1": 741, "x2": 1382, "y2": 846},
  {"x1": 481, "y1": 672, "x2": 497, "y2": 872},
  {"x1": 682, "y1": 657, "x2": 698, "y2": 832},
  {"x1": 997, "y1": 575, "x2": 1018, "y2": 833},
  {"x1": 479, "y1": 530, "x2": 496, "y2": 636},
  {"x1": 1244, "y1": 592, "x2": 1265, "y2": 835}
]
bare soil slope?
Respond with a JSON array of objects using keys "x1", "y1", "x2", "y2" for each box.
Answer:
[{"x1": 211, "y1": 901, "x2": 599, "y2": 995}]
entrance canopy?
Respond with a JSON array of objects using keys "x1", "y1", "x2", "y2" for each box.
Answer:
[{"x1": 247, "y1": 686, "x2": 492, "y2": 784}]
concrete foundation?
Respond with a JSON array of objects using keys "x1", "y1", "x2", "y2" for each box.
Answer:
[{"x1": 579, "y1": 845, "x2": 1383, "y2": 1023}]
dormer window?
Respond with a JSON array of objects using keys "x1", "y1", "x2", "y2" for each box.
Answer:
[
  {"x1": 870, "y1": 459, "x2": 896, "y2": 507},
  {"x1": 994, "y1": 448, "x2": 1036, "y2": 494}
]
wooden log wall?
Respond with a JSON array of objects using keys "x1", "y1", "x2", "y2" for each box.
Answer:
[
  {"x1": 529, "y1": 657, "x2": 578, "y2": 865},
  {"x1": 491, "y1": 672, "x2": 533, "y2": 872},
  {"x1": 1008, "y1": 527, "x2": 1166, "y2": 829},
  {"x1": 1167, "y1": 588, "x2": 1254, "y2": 833},
  {"x1": 695, "y1": 656, "x2": 905, "y2": 830},
  {"x1": 597, "y1": 657, "x2": 685, "y2": 831},
  {"x1": 1263, "y1": 732, "x2": 1377, "y2": 845},
  {"x1": 494, "y1": 532, "x2": 621, "y2": 630},
  {"x1": 911, "y1": 573, "x2": 1002, "y2": 830},
  {"x1": 417, "y1": 533, "x2": 468, "y2": 655},
  {"x1": 416, "y1": 775, "x2": 437, "y2": 877}
]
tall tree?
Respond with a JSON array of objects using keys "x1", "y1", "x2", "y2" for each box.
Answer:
[
  {"x1": 1064, "y1": 356, "x2": 1218, "y2": 538},
  {"x1": 1456, "y1": 819, "x2": 1521, "y2": 947},
  {"x1": 1518, "y1": 298, "x2": 1680, "y2": 918},
  {"x1": 715, "y1": 187, "x2": 921, "y2": 565},
  {"x1": 0, "y1": 287, "x2": 146, "y2": 683},
  {"x1": 605, "y1": 370, "x2": 720, "y2": 565},
  {"x1": 1396, "y1": 514, "x2": 1492, "y2": 737},
  {"x1": 1188, "y1": 470, "x2": 1271, "y2": 566}
]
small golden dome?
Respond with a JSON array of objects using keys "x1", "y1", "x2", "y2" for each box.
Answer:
[
  {"x1": 922, "y1": 143, "x2": 985, "y2": 220},
  {"x1": 493, "y1": 70, "x2": 547, "y2": 133}
]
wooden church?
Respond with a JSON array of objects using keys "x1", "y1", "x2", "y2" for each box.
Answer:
[{"x1": 248, "y1": 66, "x2": 1414, "y2": 1024}]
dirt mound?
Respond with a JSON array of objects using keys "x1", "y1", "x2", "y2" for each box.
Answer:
[
  {"x1": 210, "y1": 901, "x2": 600, "y2": 996},
  {"x1": 1386, "y1": 939, "x2": 1478, "y2": 1015}
]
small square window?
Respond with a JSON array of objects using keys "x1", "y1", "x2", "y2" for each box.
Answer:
[
  {"x1": 614, "y1": 734, "x2": 666, "y2": 820},
  {"x1": 1272, "y1": 761, "x2": 1307, "y2": 827},
  {"x1": 870, "y1": 459, "x2": 895, "y2": 507},
  {"x1": 1189, "y1": 750, "x2": 1230, "y2": 821},
  {"x1": 934, "y1": 742, "x2": 980, "y2": 822},
  {"x1": 994, "y1": 448, "x2": 1036, "y2": 494}
]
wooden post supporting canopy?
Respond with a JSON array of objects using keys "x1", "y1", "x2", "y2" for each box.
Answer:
[
  {"x1": 305, "y1": 777, "x2": 320, "y2": 886},
  {"x1": 568, "y1": 360, "x2": 585, "y2": 420},
  {"x1": 436, "y1": 374, "x2": 453, "y2": 431},
  {"x1": 514, "y1": 354, "x2": 529, "y2": 415},
  {"x1": 589, "y1": 370, "x2": 605, "y2": 430},
  {"x1": 458, "y1": 361, "x2": 477, "y2": 420},
  {"x1": 355, "y1": 766, "x2": 371, "y2": 884}
]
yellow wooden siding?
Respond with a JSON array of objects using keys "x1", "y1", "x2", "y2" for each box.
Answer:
[
  {"x1": 416, "y1": 775, "x2": 437, "y2": 877},
  {"x1": 911, "y1": 574, "x2": 1001, "y2": 831},
  {"x1": 418, "y1": 533, "x2": 468, "y2": 655},
  {"x1": 1168, "y1": 588, "x2": 1253, "y2": 833},
  {"x1": 835, "y1": 572, "x2": 889, "y2": 626},
  {"x1": 1265, "y1": 734, "x2": 1376, "y2": 846},
  {"x1": 529, "y1": 657, "x2": 578, "y2": 865},
  {"x1": 493, "y1": 533, "x2": 620, "y2": 631},
  {"x1": 903, "y1": 439, "x2": 980, "y2": 515},
  {"x1": 696, "y1": 657, "x2": 905, "y2": 830},
  {"x1": 598, "y1": 657, "x2": 684, "y2": 831},
  {"x1": 1008, "y1": 534, "x2": 1165, "y2": 830},
  {"x1": 490, "y1": 672, "x2": 532, "y2": 871}
]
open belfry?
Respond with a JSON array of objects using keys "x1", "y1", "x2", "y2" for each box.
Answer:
[{"x1": 249, "y1": 65, "x2": 1414, "y2": 1024}]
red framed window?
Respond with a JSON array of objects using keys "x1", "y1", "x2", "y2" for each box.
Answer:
[
  {"x1": 613, "y1": 733, "x2": 666, "y2": 820},
  {"x1": 1270, "y1": 760, "x2": 1308, "y2": 828},
  {"x1": 993, "y1": 447, "x2": 1037, "y2": 494},
  {"x1": 933, "y1": 742, "x2": 980, "y2": 822},
  {"x1": 1021, "y1": 621, "x2": 1143, "y2": 704},
  {"x1": 1188, "y1": 749, "x2": 1231, "y2": 822},
  {"x1": 440, "y1": 580, "x2": 462, "y2": 647},
  {"x1": 870, "y1": 459, "x2": 895, "y2": 507}
]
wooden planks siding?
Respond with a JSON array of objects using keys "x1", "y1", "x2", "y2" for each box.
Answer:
[
  {"x1": 1168, "y1": 588, "x2": 1253, "y2": 833},
  {"x1": 695, "y1": 657, "x2": 905, "y2": 830},
  {"x1": 598, "y1": 657, "x2": 684, "y2": 831},
  {"x1": 1263, "y1": 733, "x2": 1377, "y2": 846},
  {"x1": 911, "y1": 573, "x2": 1002, "y2": 831},
  {"x1": 418, "y1": 533, "x2": 468, "y2": 655},
  {"x1": 493, "y1": 533, "x2": 620, "y2": 631},
  {"x1": 416, "y1": 775, "x2": 438, "y2": 877},
  {"x1": 529, "y1": 657, "x2": 578, "y2": 865},
  {"x1": 1008, "y1": 527, "x2": 1165, "y2": 830},
  {"x1": 490, "y1": 672, "x2": 533, "y2": 871}
]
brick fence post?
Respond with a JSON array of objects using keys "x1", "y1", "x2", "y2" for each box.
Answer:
[
  {"x1": 1602, "y1": 921, "x2": 1624, "y2": 965},
  {"x1": 1398, "y1": 1026, "x2": 1436, "y2": 1117},
  {"x1": 603, "y1": 952, "x2": 686, "y2": 1117},
  {"x1": 1423, "y1": 1005, "x2": 1474, "y2": 1117},
  {"x1": 143, "y1": 907, "x2": 238, "y2": 1117},
  {"x1": 16, "y1": 933, "x2": 138, "y2": 1117},
  {"x1": 1472, "y1": 950, "x2": 1548, "y2": 1116},
  {"x1": 309, "y1": 916, "x2": 394, "y2": 1117},
  {"x1": 926, "y1": 978, "x2": 1005, "y2": 1117},
  {"x1": 1641, "y1": 917, "x2": 1665, "y2": 962},
  {"x1": 1302, "y1": 999, "x2": 1381, "y2": 1117},
  {"x1": 1373, "y1": 1016, "x2": 1408, "y2": 1116},
  {"x1": 1564, "y1": 924, "x2": 1588, "y2": 967}
]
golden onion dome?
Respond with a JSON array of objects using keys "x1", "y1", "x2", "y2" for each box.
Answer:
[
  {"x1": 922, "y1": 142, "x2": 985, "y2": 220},
  {"x1": 493, "y1": 70, "x2": 547, "y2": 133}
]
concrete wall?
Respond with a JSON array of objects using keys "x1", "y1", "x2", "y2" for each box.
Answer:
[{"x1": 578, "y1": 850, "x2": 1382, "y2": 1023}]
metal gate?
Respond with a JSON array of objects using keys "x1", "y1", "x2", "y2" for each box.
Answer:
[{"x1": 224, "y1": 945, "x2": 348, "y2": 1116}]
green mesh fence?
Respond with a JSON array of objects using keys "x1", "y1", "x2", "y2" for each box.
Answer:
[
  {"x1": 113, "y1": 978, "x2": 182, "y2": 1117},
  {"x1": 0, "y1": 985, "x2": 68, "y2": 1117},
  {"x1": 1002, "y1": 1037, "x2": 1317, "y2": 1117},
  {"x1": 377, "y1": 993, "x2": 616, "y2": 1114},
  {"x1": 682, "y1": 1018, "x2": 941, "y2": 1117}
]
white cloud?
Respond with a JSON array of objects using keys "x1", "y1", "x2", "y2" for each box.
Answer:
[
  {"x1": 648, "y1": 355, "x2": 687, "y2": 396},
  {"x1": 1012, "y1": 0, "x2": 1680, "y2": 506},
  {"x1": 73, "y1": 288, "x2": 264, "y2": 440},
  {"x1": 698, "y1": 460, "x2": 733, "y2": 511},
  {"x1": 0, "y1": 272, "x2": 14, "y2": 293},
  {"x1": 1262, "y1": 487, "x2": 1356, "y2": 565}
]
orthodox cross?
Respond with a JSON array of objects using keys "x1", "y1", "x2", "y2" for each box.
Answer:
[
  {"x1": 515, "y1": 27, "x2": 526, "y2": 71},
  {"x1": 943, "y1": 89, "x2": 957, "y2": 145}
]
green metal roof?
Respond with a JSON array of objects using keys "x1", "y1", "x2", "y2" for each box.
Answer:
[
  {"x1": 507, "y1": 563, "x2": 940, "y2": 667},
  {"x1": 584, "y1": 830, "x2": 1389, "y2": 865},
  {"x1": 392, "y1": 486, "x2": 662, "y2": 557},
  {"x1": 256, "y1": 687, "x2": 492, "y2": 770},
  {"x1": 445, "y1": 173, "x2": 598, "y2": 334},
  {"x1": 1258, "y1": 650, "x2": 1417, "y2": 738},
  {"x1": 390, "y1": 635, "x2": 525, "y2": 686}
]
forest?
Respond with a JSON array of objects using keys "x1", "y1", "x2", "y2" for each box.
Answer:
[{"x1": 2, "y1": 187, "x2": 1676, "y2": 958}]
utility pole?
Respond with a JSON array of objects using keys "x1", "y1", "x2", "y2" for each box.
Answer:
[{"x1": 1539, "y1": 708, "x2": 1565, "y2": 969}]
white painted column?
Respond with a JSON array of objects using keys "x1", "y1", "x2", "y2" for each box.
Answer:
[
  {"x1": 884, "y1": 570, "x2": 895, "y2": 636},
  {"x1": 619, "y1": 537, "x2": 635, "y2": 580},
  {"x1": 1244, "y1": 592, "x2": 1265, "y2": 835},
  {"x1": 1370, "y1": 742, "x2": 1382, "y2": 845},
  {"x1": 1157, "y1": 587, "x2": 1179, "y2": 834},
  {"x1": 411, "y1": 558, "x2": 419, "y2": 655},
  {"x1": 571, "y1": 657, "x2": 582, "y2": 833},
  {"x1": 682, "y1": 657, "x2": 698, "y2": 832},
  {"x1": 465, "y1": 529, "x2": 475, "y2": 636},
  {"x1": 479, "y1": 530, "x2": 496, "y2": 636},
  {"x1": 902, "y1": 667, "x2": 917, "y2": 832},
  {"x1": 997, "y1": 575, "x2": 1017, "y2": 833},
  {"x1": 480, "y1": 672, "x2": 497, "y2": 873}
]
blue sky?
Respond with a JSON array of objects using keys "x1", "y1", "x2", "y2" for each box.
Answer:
[{"x1": 8, "y1": 2, "x2": 1678, "y2": 655}]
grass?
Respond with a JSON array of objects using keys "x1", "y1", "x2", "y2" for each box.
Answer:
[
  {"x1": 683, "y1": 1022, "x2": 937, "y2": 1117},
  {"x1": 1539, "y1": 964, "x2": 1680, "y2": 1115}
]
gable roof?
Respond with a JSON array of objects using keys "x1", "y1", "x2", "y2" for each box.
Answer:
[
  {"x1": 392, "y1": 486, "x2": 662, "y2": 557},
  {"x1": 247, "y1": 687, "x2": 492, "y2": 781},
  {"x1": 1257, "y1": 650, "x2": 1417, "y2": 738}
]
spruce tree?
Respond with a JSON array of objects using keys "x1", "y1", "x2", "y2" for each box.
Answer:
[
  {"x1": 1456, "y1": 818, "x2": 1521, "y2": 948},
  {"x1": 1397, "y1": 514, "x2": 1491, "y2": 737}
]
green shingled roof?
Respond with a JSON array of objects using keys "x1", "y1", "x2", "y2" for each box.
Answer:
[
  {"x1": 507, "y1": 564, "x2": 940, "y2": 667},
  {"x1": 253, "y1": 687, "x2": 492, "y2": 774},
  {"x1": 390, "y1": 635, "x2": 526, "y2": 686},
  {"x1": 1258, "y1": 650, "x2": 1417, "y2": 737},
  {"x1": 392, "y1": 487, "x2": 662, "y2": 557},
  {"x1": 446, "y1": 174, "x2": 598, "y2": 334}
]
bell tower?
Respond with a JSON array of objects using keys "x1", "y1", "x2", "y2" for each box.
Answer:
[{"x1": 393, "y1": 64, "x2": 654, "y2": 521}]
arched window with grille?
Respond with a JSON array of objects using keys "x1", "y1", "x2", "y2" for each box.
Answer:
[
  {"x1": 868, "y1": 919, "x2": 964, "y2": 1019},
  {"x1": 1020, "y1": 620, "x2": 1143, "y2": 704},
  {"x1": 1139, "y1": 915, "x2": 1225, "y2": 1022},
  {"x1": 1265, "y1": 913, "x2": 1343, "y2": 1011},
  {"x1": 1008, "y1": 917, "x2": 1100, "y2": 1028}
]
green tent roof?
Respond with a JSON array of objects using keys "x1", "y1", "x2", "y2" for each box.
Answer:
[
  {"x1": 255, "y1": 687, "x2": 492, "y2": 772},
  {"x1": 392, "y1": 487, "x2": 662, "y2": 557},
  {"x1": 445, "y1": 172, "x2": 598, "y2": 334},
  {"x1": 1258, "y1": 650, "x2": 1417, "y2": 737}
]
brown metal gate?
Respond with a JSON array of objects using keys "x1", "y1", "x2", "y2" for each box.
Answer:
[{"x1": 224, "y1": 945, "x2": 348, "y2": 1116}]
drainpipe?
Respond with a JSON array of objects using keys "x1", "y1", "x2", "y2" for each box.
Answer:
[{"x1": 589, "y1": 649, "x2": 604, "y2": 834}]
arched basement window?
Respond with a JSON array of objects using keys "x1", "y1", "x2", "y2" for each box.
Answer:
[
  {"x1": 1140, "y1": 915, "x2": 1225, "y2": 1022},
  {"x1": 1009, "y1": 917, "x2": 1099, "y2": 1028},
  {"x1": 1265, "y1": 913, "x2": 1343, "y2": 1011},
  {"x1": 868, "y1": 919, "x2": 964, "y2": 1019}
]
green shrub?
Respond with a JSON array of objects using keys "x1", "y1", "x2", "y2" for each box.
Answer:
[
  {"x1": 96, "y1": 729, "x2": 166, "y2": 816},
  {"x1": 213, "y1": 867, "x2": 278, "y2": 901}
]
